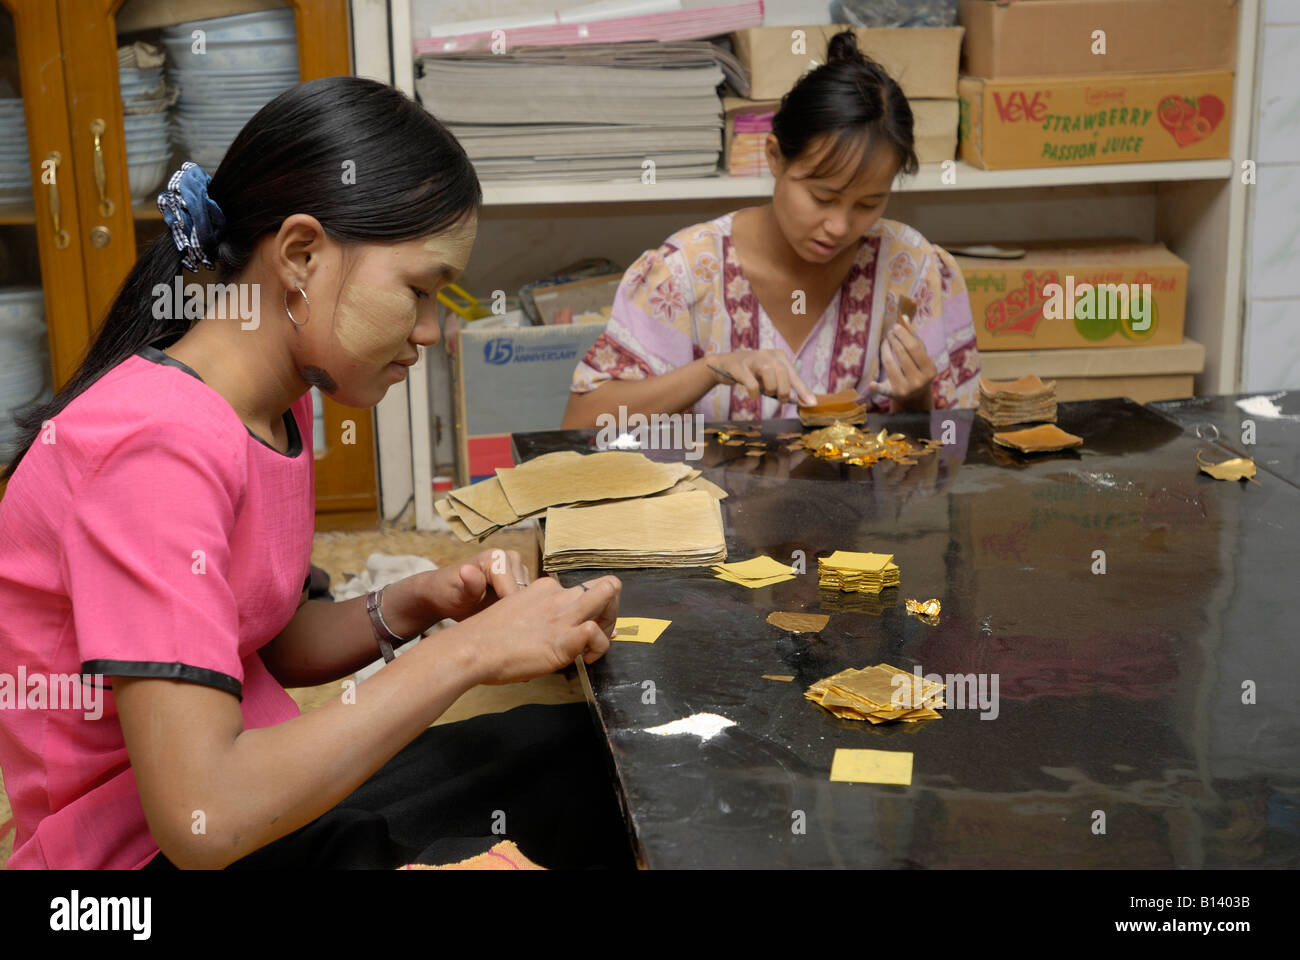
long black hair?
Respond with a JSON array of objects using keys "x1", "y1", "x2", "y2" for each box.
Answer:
[
  {"x1": 771, "y1": 30, "x2": 918, "y2": 182},
  {"x1": 3, "y1": 75, "x2": 480, "y2": 479}
]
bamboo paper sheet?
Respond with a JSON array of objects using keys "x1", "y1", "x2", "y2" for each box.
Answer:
[
  {"x1": 543, "y1": 490, "x2": 725, "y2": 572},
  {"x1": 829, "y1": 748, "x2": 913, "y2": 785},
  {"x1": 435, "y1": 497, "x2": 478, "y2": 542},
  {"x1": 498, "y1": 451, "x2": 693, "y2": 517}
]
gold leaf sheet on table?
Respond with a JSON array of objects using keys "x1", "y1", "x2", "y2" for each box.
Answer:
[
  {"x1": 713, "y1": 555, "x2": 796, "y2": 588},
  {"x1": 1195, "y1": 449, "x2": 1258, "y2": 482},
  {"x1": 806, "y1": 662, "x2": 945, "y2": 724},
  {"x1": 766, "y1": 611, "x2": 830, "y2": 634},
  {"x1": 991, "y1": 423, "x2": 1083, "y2": 453},
  {"x1": 498, "y1": 451, "x2": 692, "y2": 517},
  {"x1": 829, "y1": 748, "x2": 913, "y2": 785},
  {"x1": 543, "y1": 490, "x2": 725, "y2": 572},
  {"x1": 612, "y1": 617, "x2": 672, "y2": 643}
]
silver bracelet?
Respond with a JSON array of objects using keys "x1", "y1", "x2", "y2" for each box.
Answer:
[{"x1": 366, "y1": 586, "x2": 420, "y2": 663}]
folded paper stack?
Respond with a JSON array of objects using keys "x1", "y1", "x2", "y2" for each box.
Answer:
[
  {"x1": 436, "y1": 450, "x2": 726, "y2": 543},
  {"x1": 818, "y1": 550, "x2": 900, "y2": 594},
  {"x1": 798, "y1": 389, "x2": 867, "y2": 427},
  {"x1": 542, "y1": 489, "x2": 726, "y2": 572},
  {"x1": 712, "y1": 555, "x2": 796, "y2": 588},
  {"x1": 991, "y1": 423, "x2": 1083, "y2": 453},
  {"x1": 806, "y1": 663, "x2": 945, "y2": 724},
  {"x1": 978, "y1": 374, "x2": 1057, "y2": 426}
]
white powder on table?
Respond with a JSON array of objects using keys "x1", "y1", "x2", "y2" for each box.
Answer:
[{"x1": 644, "y1": 713, "x2": 735, "y2": 741}]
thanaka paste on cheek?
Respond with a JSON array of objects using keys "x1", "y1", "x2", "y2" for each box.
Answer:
[{"x1": 333, "y1": 283, "x2": 417, "y2": 365}]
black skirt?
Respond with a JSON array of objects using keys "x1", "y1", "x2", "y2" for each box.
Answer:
[{"x1": 143, "y1": 702, "x2": 634, "y2": 870}]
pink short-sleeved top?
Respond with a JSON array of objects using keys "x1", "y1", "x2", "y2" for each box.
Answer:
[
  {"x1": 570, "y1": 213, "x2": 982, "y2": 419},
  {"x1": 0, "y1": 344, "x2": 315, "y2": 869}
]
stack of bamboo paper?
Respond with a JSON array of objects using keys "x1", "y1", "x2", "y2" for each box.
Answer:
[
  {"x1": 436, "y1": 449, "x2": 727, "y2": 546},
  {"x1": 543, "y1": 489, "x2": 725, "y2": 572},
  {"x1": 977, "y1": 374, "x2": 1057, "y2": 426},
  {"x1": 818, "y1": 551, "x2": 900, "y2": 594}
]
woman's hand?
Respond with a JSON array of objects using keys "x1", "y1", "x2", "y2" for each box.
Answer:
[
  {"x1": 707, "y1": 349, "x2": 818, "y2": 406},
  {"x1": 455, "y1": 575, "x2": 622, "y2": 685},
  {"x1": 868, "y1": 317, "x2": 937, "y2": 412},
  {"x1": 417, "y1": 548, "x2": 532, "y2": 623}
]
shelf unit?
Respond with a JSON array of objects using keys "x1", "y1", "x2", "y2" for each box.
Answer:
[{"x1": 365, "y1": 0, "x2": 1259, "y2": 530}]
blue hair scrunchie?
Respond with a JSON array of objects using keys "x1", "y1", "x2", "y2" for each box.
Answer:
[{"x1": 157, "y1": 161, "x2": 226, "y2": 272}]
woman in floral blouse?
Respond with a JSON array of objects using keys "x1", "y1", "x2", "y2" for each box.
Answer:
[{"x1": 563, "y1": 32, "x2": 980, "y2": 427}]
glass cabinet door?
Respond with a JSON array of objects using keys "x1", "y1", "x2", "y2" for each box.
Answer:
[
  {"x1": 47, "y1": 0, "x2": 376, "y2": 526},
  {"x1": 0, "y1": 1, "x2": 90, "y2": 477}
]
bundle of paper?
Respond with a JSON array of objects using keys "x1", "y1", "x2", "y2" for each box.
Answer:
[
  {"x1": 806, "y1": 663, "x2": 945, "y2": 724},
  {"x1": 991, "y1": 423, "x2": 1083, "y2": 454},
  {"x1": 801, "y1": 421, "x2": 940, "y2": 466},
  {"x1": 978, "y1": 374, "x2": 1057, "y2": 426},
  {"x1": 542, "y1": 489, "x2": 725, "y2": 572},
  {"x1": 437, "y1": 450, "x2": 717, "y2": 543},
  {"x1": 712, "y1": 555, "x2": 795, "y2": 588},
  {"x1": 798, "y1": 389, "x2": 867, "y2": 427},
  {"x1": 818, "y1": 550, "x2": 900, "y2": 594}
]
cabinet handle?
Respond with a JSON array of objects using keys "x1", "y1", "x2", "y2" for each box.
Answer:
[
  {"x1": 90, "y1": 119, "x2": 115, "y2": 218},
  {"x1": 44, "y1": 151, "x2": 71, "y2": 250}
]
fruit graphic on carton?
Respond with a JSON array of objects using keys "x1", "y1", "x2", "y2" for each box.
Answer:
[{"x1": 1158, "y1": 94, "x2": 1224, "y2": 147}]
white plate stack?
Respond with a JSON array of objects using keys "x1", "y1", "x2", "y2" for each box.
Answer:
[
  {"x1": 119, "y1": 62, "x2": 172, "y2": 203},
  {"x1": 0, "y1": 99, "x2": 32, "y2": 205},
  {"x1": 164, "y1": 9, "x2": 300, "y2": 173},
  {"x1": 0, "y1": 287, "x2": 49, "y2": 460}
]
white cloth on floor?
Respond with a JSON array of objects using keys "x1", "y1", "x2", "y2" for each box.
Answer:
[{"x1": 331, "y1": 552, "x2": 457, "y2": 683}]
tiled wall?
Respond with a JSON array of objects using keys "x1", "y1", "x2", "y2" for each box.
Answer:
[{"x1": 1244, "y1": 0, "x2": 1300, "y2": 389}]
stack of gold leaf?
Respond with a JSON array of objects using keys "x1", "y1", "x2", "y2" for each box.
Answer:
[
  {"x1": 542, "y1": 489, "x2": 726, "y2": 572},
  {"x1": 712, "y1": 555, "x2": 796, "y2": 588},
  {"x1": 801, "y1": 422, "x2": 937, "y2": 466},
  {"x1": 978, "y1": 374, "x2": 1057, "y2": 426},
  {"x1": 818, "y1": 550, "x2": 899, "y2": 594},
  {"x1": 437, "y1": 450, "x2": 725, "y2": 543},
  {"x1": 806, "y1": 663, "x2": 945, "y2": 723},
  {"x1": 798, "y1": 389, "x2": 867, "y2": 427}
]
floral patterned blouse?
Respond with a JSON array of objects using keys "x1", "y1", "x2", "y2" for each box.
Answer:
[{"x1": 569, "y1": 212, "x2": 981, "y2": 420}]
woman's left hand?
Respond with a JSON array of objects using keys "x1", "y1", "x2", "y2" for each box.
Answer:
[
  {"x1": 867, "y1": 316, "x2": 937, "y2": 412},
  {"x1": 419, "y1": 548, "x2": 533, "y2": 622}
]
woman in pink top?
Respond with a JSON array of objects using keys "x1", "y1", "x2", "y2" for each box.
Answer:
[
  {"x1": 0, "y1": 77, "x2": 628, "y2": 870},
  {"x1": 563, "y1": 32, "x2": 980, "y2": 427}
]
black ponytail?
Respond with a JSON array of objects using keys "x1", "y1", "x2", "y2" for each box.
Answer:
[
  {"x1": 3, "y1": 76, "x2": 480, "y2": 479},
  {"x1": 771, "y1": 30, "x2": 918, "y2": 183}
]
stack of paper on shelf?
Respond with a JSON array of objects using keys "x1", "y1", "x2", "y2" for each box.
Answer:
[
  {"x1": 437, "y1": 450, "x2": 724, "y2": 543},
  {"x1": 978, "y1": 374, "x2": 1057, "y2": 426},
  {"x1": 818, "y1": 551, "x2": 900, "y2": 594},
  {"x1": 415, "y1": 41, "x2": 734, "y2": 181},
  {"x1": 543, "y1": 489, "x2": 726, "y2": 571}
]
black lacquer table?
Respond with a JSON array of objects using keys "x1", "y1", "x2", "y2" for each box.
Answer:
[
  {"x1": 511, "y1": 398, "x2": 1300, "y2": 869},
  {"x1": 1150, "y1": 390, "x2": 1300, "y2": 490}
]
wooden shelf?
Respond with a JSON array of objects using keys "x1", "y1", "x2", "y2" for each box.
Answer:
[
  {"x1": 0, "y1": 203, "x2": 36, "y2": 225},
  {"x1": 479, "y1": 159, "x2": 1236, "y2": 206}
]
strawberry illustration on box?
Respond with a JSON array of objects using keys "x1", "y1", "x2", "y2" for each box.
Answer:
[{"x1": 1158, "y1": 94, "x2": 1225, "y2": 147}]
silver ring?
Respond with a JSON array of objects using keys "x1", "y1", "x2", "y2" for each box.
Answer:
[{"x1": 1195, "y1": 422, "x2": 1220, "y2": 442}]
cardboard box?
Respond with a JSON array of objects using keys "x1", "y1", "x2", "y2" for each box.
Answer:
[
  {"x1": 452, "y1": 322, "x2": 606, "y2": 485},
  {"x1": 958, "y1": 70, "x2": 1232, "y2": 169},
  {"x1": 723, "y1": 96, "x2": 958, "y2": 172},
  {"x1": 958, "y1": 0, "x2": 1238, "y2": 80},
  {"x1": 731, "y1": 26, "x2": 964, "y2": 101},
  {"x1": 954, "y1": 240, "x2": 1189, "y2": 350}
]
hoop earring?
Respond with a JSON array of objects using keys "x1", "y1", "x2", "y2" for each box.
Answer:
[{"x1": 284, "y1": 286, "x2": 310, "y2": 327}]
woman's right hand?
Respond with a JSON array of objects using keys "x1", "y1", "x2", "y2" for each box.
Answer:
[
  {"x1": 706, "y1": 349, "x2": 817, "y2": 406},
  {"x1": 457, "y1": 574, "x2": 622, "y2": 685}
]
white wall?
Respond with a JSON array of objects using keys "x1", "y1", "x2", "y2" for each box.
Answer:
[{"x1": 1242, "y1": 0, "x2": 1300, "y2": 389}]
